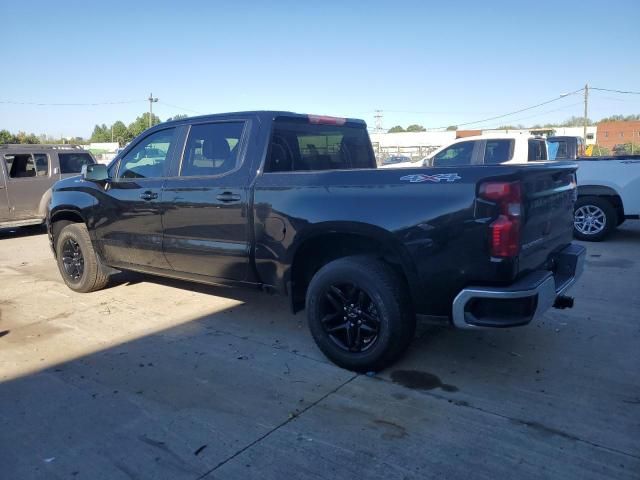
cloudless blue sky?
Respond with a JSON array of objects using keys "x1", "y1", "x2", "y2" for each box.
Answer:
[{"x1": 2, "y1": 0, "x2": 639, "y2": 137}]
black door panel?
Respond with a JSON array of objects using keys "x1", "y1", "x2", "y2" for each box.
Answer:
[
  {"x1": 93, "y1": 127, "x2": 178, "y2": 269},
  {"x1": 162, "y1": 181, "x2": 250, "y2": 279},
  {"x1": 95, "y1": 179, "x2": 168, "y2": 268},
  {"x1": 161, "y1": 120, "x2": 252, "y2": 281}
]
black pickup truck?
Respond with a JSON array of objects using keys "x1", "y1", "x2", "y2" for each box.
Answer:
[{"x1": 47, "y1": 111, "x2": 585, "y2": 371}]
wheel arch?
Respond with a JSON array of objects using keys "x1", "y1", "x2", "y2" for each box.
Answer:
[
  {"x1": 286, "y1": 223, "x2": 420, "y2": 313},
  {"x1": 577, "y1": 185, "x2": 624, "y2": 218},
  {"x1": 49, "y1": 208, "x2": 87, "y2": 250}
]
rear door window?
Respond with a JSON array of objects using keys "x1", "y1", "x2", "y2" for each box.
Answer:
[
  {"x1": 483, "y1": 139, "x2": 514, "y2": 164},
  {"x1": 3, "y1": 153, "x2": 48, "y2": 178},
  {"x1": 432, "y1": 141, "x2": 475, "y2": 166},
  {"x1": 528, "y1": 139, "x2": 547, "y2": 161},
  {"x1": 180, "y1": 122, "x2": 245, "y2": 177},
  {"x1": 265, "y1": 119, "x2": 374, "y2": 172},
  {"x1": 58, "y1": 153, "x2": 95, "y2": 174}
]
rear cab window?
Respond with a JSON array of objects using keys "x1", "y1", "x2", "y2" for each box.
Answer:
[
  {"x1": 528, "y1": 139, "x2": 548, "y2": 161},
  {"x1": 547, "y1": 139, "x2": 567, "y2": 160},
  {"x1": 265, "y1": 117, "x2": 375, "y2": 172},
  {"x1": 58, "y1": 152, "x2": 95, "y2": 174},
  {"x1": 483, "y1": 139, "x2": 514, "y2": 164}
]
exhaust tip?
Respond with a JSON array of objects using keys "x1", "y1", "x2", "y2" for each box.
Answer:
[{"x1": 553, "y1": 295, "x2": 574, "y2": 309}]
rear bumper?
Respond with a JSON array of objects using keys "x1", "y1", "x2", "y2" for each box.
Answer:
[{"x1": 452, "y1": 244, "x2": 585, "y2": 329}]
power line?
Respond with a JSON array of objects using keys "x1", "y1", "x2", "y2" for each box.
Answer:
[
  {"x1": 476, "y1": 101, "x2": 584, "y2": 130},
  {"x1": 591, "y1": 87, "x2": 640, "y2": 95},
  {"x1": 590, "y1": 93, "x2": 629, "y2": 103},
  {"x1": 0, "y1": 99, "x2": 144, "y2": 106},
  {"x1": 430, "y1": 87, "x2": 585, "y2": 130},
  {"x1": 157, "y1": 101, "x2": 204, "y2": 115}
]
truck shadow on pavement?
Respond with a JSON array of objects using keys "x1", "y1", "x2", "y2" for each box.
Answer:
[
  {"x1": 0, "y1": 225, "x2": 46, "y2": 240},
  {"x1": 1, "y1": 267, "x2": 638, "y2": 479}
]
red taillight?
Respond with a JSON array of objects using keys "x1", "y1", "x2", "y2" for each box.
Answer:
[
  {"x1": 480, "y1": 181, "x2": 522, "y2": 258},
  {"x1": 308, "y1": 115, "x2": 346, "y2": 126}
]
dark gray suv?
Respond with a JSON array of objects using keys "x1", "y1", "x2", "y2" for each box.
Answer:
[{"x1": 0, "y1": 144, "x2": 96, "y2": 229}]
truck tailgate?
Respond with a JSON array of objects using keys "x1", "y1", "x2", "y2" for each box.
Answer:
[{"x1": 518, "y1": 164, "x2": 577, "y2": 274}]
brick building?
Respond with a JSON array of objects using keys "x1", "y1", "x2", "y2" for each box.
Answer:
[{"x1": 596, "y1": 120, "x2": 640, "y2": 150}]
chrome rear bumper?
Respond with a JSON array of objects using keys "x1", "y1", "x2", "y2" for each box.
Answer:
[{"x1": 452, "y1": 244, "x2": 586, "y2": 329}]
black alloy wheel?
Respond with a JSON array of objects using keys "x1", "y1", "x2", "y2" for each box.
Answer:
[
  {"x1": 61, "y1": 238, "x2": 84, "y2": 281},
  {"x1": 55, "y1": 223, "x2": 111, "y2": 292},
  {"x1": 321, "y1": 283, "x2": 381, "y2": 353},
  {"x1": 306, "y1": 256, "x2": 416, "y2": 372}
]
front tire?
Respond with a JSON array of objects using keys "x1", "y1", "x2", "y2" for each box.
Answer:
[
  {"x1": 573, "y1": 196, "x2": 617, "y2": 242},
  {"x1": 306, "y1": 256, "x2": 415, "y2": 372},
  {"x1": 55, "y1": 223, "x2": 110, "y2": 292}
]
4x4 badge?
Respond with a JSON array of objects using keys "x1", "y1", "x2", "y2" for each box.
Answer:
[{"x1": 400, "y1": 173, "x2": 461, "y2": 183}]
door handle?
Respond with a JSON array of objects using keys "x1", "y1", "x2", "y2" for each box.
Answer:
[
  {"x1": 139, "y1": 191, "x2": 158, "y2": 201},
  {"x1": 216, "y1": 192, "x2": 241, "y2": 203}
]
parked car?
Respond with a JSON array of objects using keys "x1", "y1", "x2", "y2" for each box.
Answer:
[
  {"x1": 510, "y1": 134, "x2": 639, "y2": 241},
  {"x1": 379, "y1": 155, "x2": 424, "y2": 169},
  {"x1": 571, "y1": 155, "x2": 640, "y2": 241},
  {"x1": 547, "y1": 135, "x2": 586, "y2": 160},
  {"x1": 0, "y1": 145, "x2": 96, "y2": 229},
  {"x1": 47, "y1": 111, "x2": 584, "y2": 371},
  {"x1": 381, "y1": 155, "x2": 412, "y2": 166},
  {"x1": 426, "y1": 134, "x2": 548, "y2": 166}
]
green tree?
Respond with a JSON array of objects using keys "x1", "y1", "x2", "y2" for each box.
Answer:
[
  {"x1": 613, "y1": 142, "x2": 640, "y2": 154},
  {"x1": 166, "y1": 114, "x2": 188, "y2": 122},
  {"x1": 599, "y1": 114, "x2": 640, "y2": 123},
  {"x1": 0, "y1": 129, "x2": 16, "y2": 144},
  {"x1": 388, "y1": 125, "x2": 405, "y2": 133},
  {"x1": 15, "y1": 131, "x2": 39, "y2": 144},
  {"x1": 127, "y1": 113, "x2": 161, "y2": 139},
  {"x1": 111, "y1": 121, "x2": 128, "y2": 145},
  {"x1": 559, "y1": 116, "x2": 593, "y2": 127},
  {"x1": 90, "y1": 124, "x2": 110, "y2": 142},
  {"x1": 446, "y1": 125, "x2": 458, "y2": 131},
  {"x1": 406, "y1": 124, "x2": 426, "y2": 132}
]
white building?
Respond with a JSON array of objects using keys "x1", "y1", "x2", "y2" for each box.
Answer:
[{"x1": 84, "y1": 142, "x2": 120, "y2": 164}]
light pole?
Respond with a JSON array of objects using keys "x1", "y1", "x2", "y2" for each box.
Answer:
[
  {"x1": 583, "y1": 84, "x2": 589, "y2": 142},
  {"x1": 148, "y1": 93, "x2": 158, "y2": 129}
]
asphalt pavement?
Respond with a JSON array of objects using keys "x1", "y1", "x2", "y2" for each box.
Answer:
[{"x1": 0, "y1": 224, "x2": 638, "y2": 479}]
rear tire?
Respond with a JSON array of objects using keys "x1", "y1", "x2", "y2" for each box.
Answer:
[
  {"x1": 55, "y1": 223, "x2": 110, "y2": 292},
  {"x1": 573, "y1": 196, "x2": 617, "y2": 242},
  {"x1": 306, "y1": 256, "x2": 415, "y2": 372}
]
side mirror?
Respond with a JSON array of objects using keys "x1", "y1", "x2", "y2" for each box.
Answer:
[{"x1": 82, "y1": 163, "x2": 108, "y2": 182}]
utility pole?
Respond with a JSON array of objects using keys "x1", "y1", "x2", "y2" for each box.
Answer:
[
  {"x1": 583, "y1": 83, "x2": 589, "y2": 141},
  {"x1": 374, "y1": 110, "x2": 383, "y2": 133},
  {"x1": 111, "y1": 125, "x2": 114, "y2": 142},
  {"x1": 148, "y1": 93, "x2": 158, "y2": 129}
]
